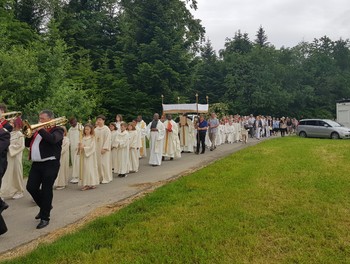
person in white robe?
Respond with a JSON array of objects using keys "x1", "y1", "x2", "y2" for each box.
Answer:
[
  {"x1": 68, "y1": 118, "x2": 83, "y2": 183},
  {"x1": 233, "y1": 121, "x2": 241, "y2": 143},
  {"x1": 162, "y1": 114, "x2": 180, "y2": 160},
  {"x1": 179, "y1": 114, "x2": 194, "y2": 153},
  {"x1": 72, "y1": 124, "x2": 99, "y2": 190},
  {"x1": 146, "y1": 113, "x2": 165, "y2": 166},
  {"x1": 136, "y1": 115, "x2": 147, "y2": 158},
  {"x1": 128, "y1": 122, "x2": 139, "y2": 173},
  {"x1": 215, "y1": 123, "x2": 222, "y2": 146},
  {"x1": 95, "y1": 115, "x2": 112, "y2": 184},
  {"x1": 227, "y1": 121, "x2": 235, "y2": 144},
  {"x1": 54, "y1": 128, "x2": 70, "y2": 190},
  {"x1": 115, "y1": 114, "x2": 123, "y2": 131},
  {"x1": 219, "y1": 121, "x2": 226, "y2": 144},
  {"x1": 112, "y1": 122, "x2": 129, "y2": 177},
  {"x1": 0, "y1": 119, "x2": 25, "y2": 199},
  {"x1": 109, "y1": 123, "x2": 118, "y2": 174},
  {"x1": 205, "y1": 131, "x2": 211, "y2": 149},
  {"x1": 174, "y1": 123, "x2": 182, "y2": 158}
]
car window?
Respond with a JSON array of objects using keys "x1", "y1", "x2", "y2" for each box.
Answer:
[
  {"x1": 306, "y1": 120, "x2": 317, "y2": 126},
  {"x1": 318, "y1": 121, "x2": 327, "y2": 126},
  {"x1": 325, "y1": 120, "x2": 342, "y2": 127},
  {"x1": 299, "y1": 120, "x2": 306, "y2": 125}
]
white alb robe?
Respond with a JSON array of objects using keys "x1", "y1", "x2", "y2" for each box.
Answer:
[
  {"x1": 72, "y1": 136, "x2": 100, "y2": 187},
  {"x1": 68, "y1": 124, "x2": 83, "y2": 165},
  {"x1": 226, "y1": 123, "x2": 235, "y2": 143},
  {"x1": 233, "y1": 122, "x2": 241, "y2": 142},
  {"x1": 110, "y1": 130, "x2": 118, "y2": 170},
  {"x1": 147, "y1": 120, "x2": 165, "y2": 166},
  {"x1": 112, "y1": 130, "x2": 129, "y2": 174},
  {"x1": 219, "y1": 124, "x2": 226, "y2": 144},
  {"x1": 163, "y1": 120, "x2": 179, "y2": 158},
  {"x1": 95, "y1": 125, "x2": 112, "y2": 183},
  {"x1": 179, "y1": 118, "x2": 194, "y2": 152},
  {"x1": 136, "y1": 120, "x2": 147, "y2": 158},
  {"x1": 54, "y1": 136, "x2": 70, "y2": 187},
  {"x1": 128, "y1": 130, "x2": 139, "y2": 172},
  {"x1": 0, "y1": 131, "x2": 25, "y2": 198}
]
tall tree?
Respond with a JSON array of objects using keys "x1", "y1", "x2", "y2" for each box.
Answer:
[
  {"x1": 116, "y1": 0, "x2": 205, "y2": 113},
  {"x1": 220, "y1": 30, "x2": 252, "y2": 58},
  {"x1": 255, "y1": 25, "x2": 269, "y2": 47}
]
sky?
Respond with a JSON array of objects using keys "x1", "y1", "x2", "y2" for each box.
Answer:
[{"x1": 192, "y1": 0, "x2": 350, "y2": 51}]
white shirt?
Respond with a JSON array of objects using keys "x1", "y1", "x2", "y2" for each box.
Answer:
[{"x1": 31, "y1": 134, "x2": 56, "y2": 162}]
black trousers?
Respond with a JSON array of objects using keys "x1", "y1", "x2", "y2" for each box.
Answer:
[
  {"x1": 0, "y1": 159, "x2": 8, "y2": 235},
  {"x1": 26, "y1": 160, "x2": 60, "y2": 221},
  {"x1": 0, "y1": 214, "x2": 7, "y2": 235},
  {"x1": 196, "y1": 132, "x2": 206, "y2": 153}
]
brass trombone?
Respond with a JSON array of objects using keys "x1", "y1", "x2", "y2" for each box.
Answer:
[
  {"x1": 0, "y1": 111, "x2": 22, "y2": 121},
  {"x1": 22, "y1": 117, "x2": 68, "y2": 138}
]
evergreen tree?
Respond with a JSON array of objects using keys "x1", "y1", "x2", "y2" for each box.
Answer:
[{"x1": 255, "y1": 25, "x2": 269, "y2": 47}]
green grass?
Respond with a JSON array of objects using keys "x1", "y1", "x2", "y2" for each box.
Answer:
[{"x1": 4, "y1": 137, "x2": 350, "y2": 263}]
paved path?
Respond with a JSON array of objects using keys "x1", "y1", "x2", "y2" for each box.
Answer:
[{"x1": 0, "y1": 138, "x2": 266, "y2": 256}]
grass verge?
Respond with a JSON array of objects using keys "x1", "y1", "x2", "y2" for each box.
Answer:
[{"x1": 3, "y1": 137, "x2": 350, "y2": 263}]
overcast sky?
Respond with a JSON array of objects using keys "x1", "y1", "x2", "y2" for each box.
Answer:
[{"x1": 192, "y1": 0, "x2": 350, "y2": 51}]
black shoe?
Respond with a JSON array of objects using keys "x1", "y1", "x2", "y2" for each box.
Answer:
[
  {"x1": 195, "y1": 152, "x2": 199, "y2": 155},
  {"x1": 35, "y1": 205, "x2": 53, "y2": 219},
  {"x1": 170, "y1": 157, "x2": 174, "y2": 160},
  {"x1": 162, "y1": 156, "x2": 165, "y2": 161},
  {"x1": 36, "y1": 220, "x2": 49, "y2": 229},
  {"x1": 0, "y1": 201, "x2": 9, "y2": 214},
  {"x1": 200, "y1": 151, "x2": 205, "y2": 154}
]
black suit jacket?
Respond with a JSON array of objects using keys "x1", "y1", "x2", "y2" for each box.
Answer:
[
  {"x1": 25, "y1": 126, "x2": 64, "y2": 161},
  {"x1": 0, "y1": 128, "x2": 10, "y2": 179}
]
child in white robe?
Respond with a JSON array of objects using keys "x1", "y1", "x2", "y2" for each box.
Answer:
[
  {"x1": 128, "y1": 122, "x2": 139, "y2": 173},
  {"x1": 227, "y1": 122, "x2": 235, "y2": 144},
  {"x1": 109, "y1": 122, "x2": 118, "y2": 174},
  {"x1": 112, "y1": 122, "x2": 129, "y2": 177},
  {"x1": 73, "y1": 124, "x2": 99, "y2": 191}
]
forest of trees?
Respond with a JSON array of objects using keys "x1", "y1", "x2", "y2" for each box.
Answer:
[{"x1": 1, "y1": 0, "x2": 350, "y2": 122}]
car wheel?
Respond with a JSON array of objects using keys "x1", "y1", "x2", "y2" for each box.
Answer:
[
  {"x1": 331, "y1": 132, "x2": 340, "y2": 139},
  {"x1": 299, "y1": 131, "x2": 307, "y2": 138}
]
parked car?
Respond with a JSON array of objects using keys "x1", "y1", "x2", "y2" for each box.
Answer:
[{"x1": 296, "y1": 119, "x2": 350, "y2": 139}]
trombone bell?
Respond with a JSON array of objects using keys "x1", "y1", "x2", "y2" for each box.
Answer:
[{"x1": 22, "y1": 117, "x2": 68, "y2": 138}]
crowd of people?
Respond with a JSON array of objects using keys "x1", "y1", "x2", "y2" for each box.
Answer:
[{"x1": 0, "y1": 103, "x2": 298, "y2": 232}]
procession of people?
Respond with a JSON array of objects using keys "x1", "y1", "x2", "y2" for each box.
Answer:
[{"x1": 0, "y1": 102, "x2": 298, "y2": 233}]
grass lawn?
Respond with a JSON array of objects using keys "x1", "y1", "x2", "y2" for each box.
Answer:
[{"x1": 3, "y1": 137, "x2": 350, "y2": 263}]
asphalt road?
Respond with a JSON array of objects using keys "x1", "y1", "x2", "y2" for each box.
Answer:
[{"x1": 0, "y1": 138, "x2": 266, "y2": 256}]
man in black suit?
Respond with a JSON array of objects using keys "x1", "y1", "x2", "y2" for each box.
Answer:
[
  {"x1": 26, "y1": 110, "x2": 64, "y2": 229},
  {"x1": 0, "y1": 122, "x2": 10, "y2": 235}
]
